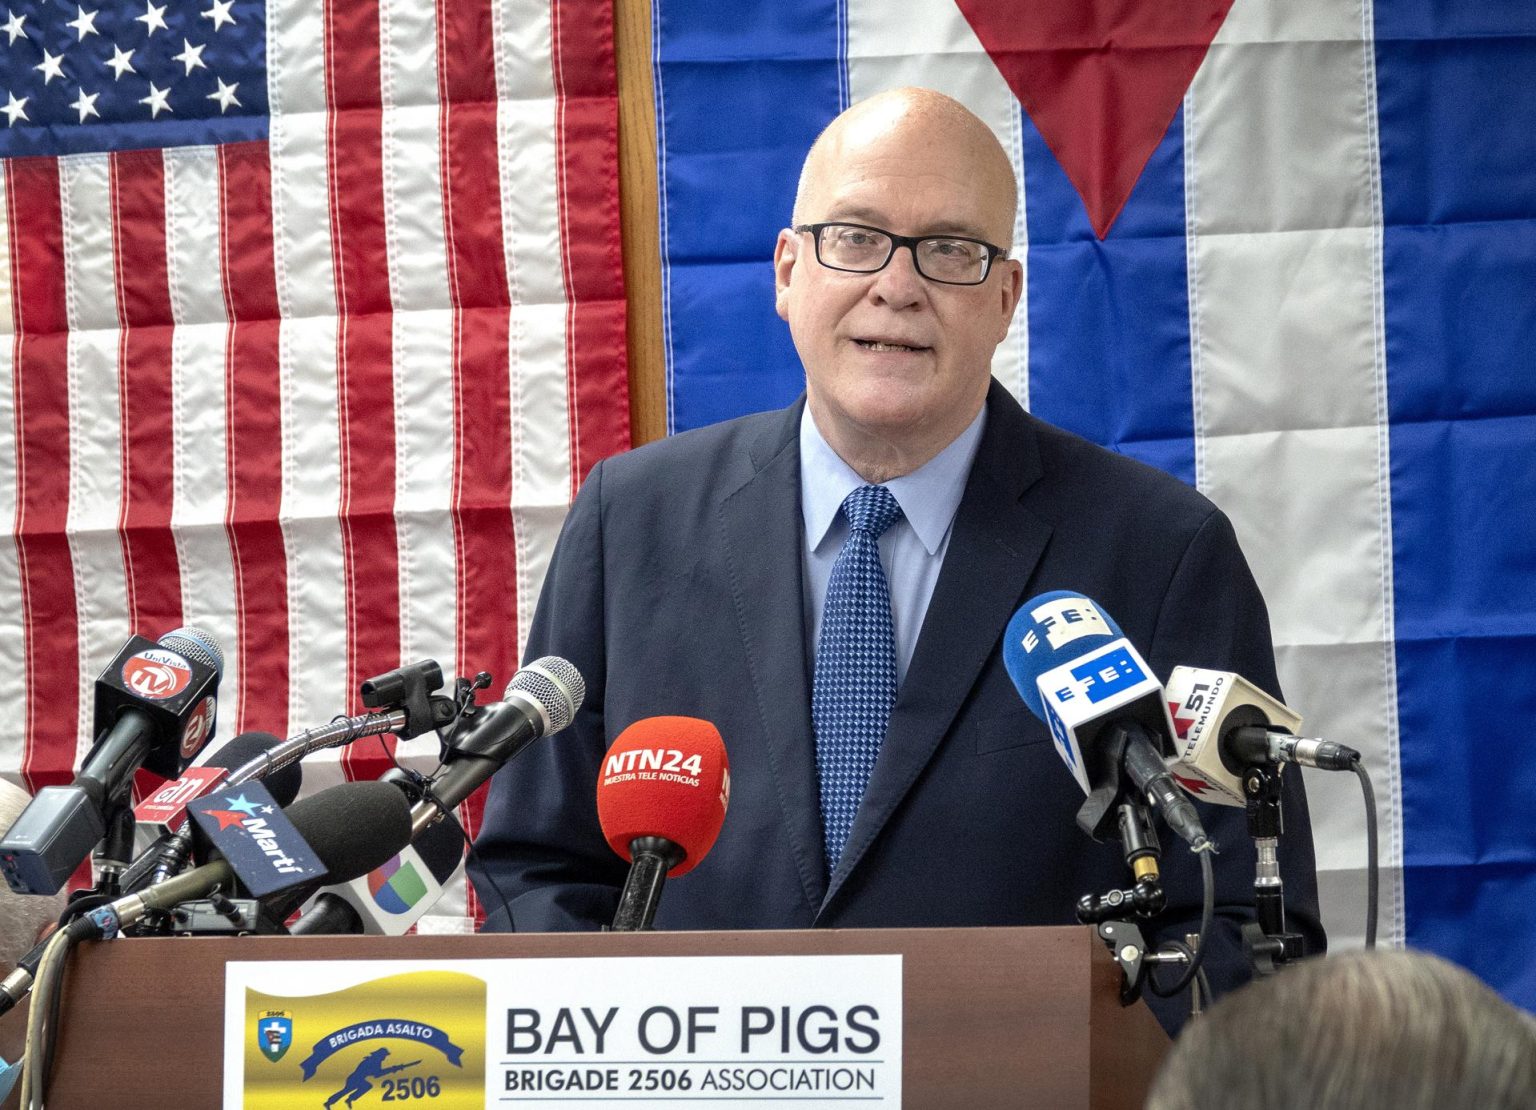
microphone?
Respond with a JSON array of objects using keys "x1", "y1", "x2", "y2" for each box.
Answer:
[
  {"x1": 1163, "y1": 667, "x2": 1343, "y2": 970},
  {"x1": 1003, "y1": 591, "x2": 1210, "y2": 851},
  {"x1": 597, "y1": 716, "x2": 730, "y2": 932},
  {"x1": 1, "y1": 626, "x2": 225, "y2": 895},
  {"x1": 92, "y1": 780, "x2": 413, "y2": 936},
  {"x1": 0, "y1": 780, "x2": 412, "y2": 1013},
  {"x1": 406, "y1": 657, "x2": 584, "y2": 835},
  {"x1": 120, "y1": 731, "x2": 303, "y2": 895},
  {"x1": 290, "y1": 808, "x2": 465, "y2": 935},
  {"x1": 134, "y1": 731, "x2": 303, "y2": 830},
  {"x1": 1164, "y1": 666, "x2": 1361, "y2": 807},
  {"x1": 0, "y1": 733, "x2": 306, "y2": 1013}
]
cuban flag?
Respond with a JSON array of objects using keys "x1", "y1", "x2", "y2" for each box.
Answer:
[
  {"x1": 0, "y1": 0, "x2": 628, "y2": 926},
  {"x1": 654, "y1": 0, "x2": 1536, "y2": 1010}
]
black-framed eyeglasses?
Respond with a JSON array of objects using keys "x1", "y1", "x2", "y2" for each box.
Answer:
[{"x1": 794, "y1": 222, "x2": 1008, "y2": 286}]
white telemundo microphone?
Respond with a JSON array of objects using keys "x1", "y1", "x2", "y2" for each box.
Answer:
[{"x1": 1164, "y1": 667, "x2": 1305, "y2": 806}]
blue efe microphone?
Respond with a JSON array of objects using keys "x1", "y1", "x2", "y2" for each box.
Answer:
[{"x1": 1003, "y1": 591, "x2": 1210, "y2": 851}]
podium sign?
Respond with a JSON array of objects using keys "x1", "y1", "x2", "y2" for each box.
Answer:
[
  {"x1": 11, "y1": 926, "x2": 1167, "y2": 1108},
  {"x1": 224, "y1": 955, "x2": 903, "y2": 1107}
]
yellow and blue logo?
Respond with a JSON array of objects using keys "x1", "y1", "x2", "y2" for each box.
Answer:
[
  {"x1": 256, "y1": 1009, "x2": 293, "y2": 1062},
  {"x1": 241, "y1": 971, "x2": 485, "y2": 1109}
]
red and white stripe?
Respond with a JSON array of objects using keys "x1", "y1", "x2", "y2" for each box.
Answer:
[
  {"x1": 165, "y1": 146, "x2": 242, "y2": 740},
  {"x1": 0, "y1": 167, "x2": 25, "y2": 793},
  {"x1": 0, "y1": 0, "x2": 628, "y2": 929},
  {"x1": 9, "y1": 159, "x2": 84, "y2": 791}
]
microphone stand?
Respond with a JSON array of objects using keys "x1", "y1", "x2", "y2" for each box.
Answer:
[
  {"x1": 1078, "y1": 803, "x2": 1166, "y2": 1005},
  {"x1": 89, "y1": 797, "x2": 137, "y2": 899},
  {"x1": 1076, "y1": 803, "x2": 1166, "y2": 930},
  {"x1": 1239, "y1": 763, "x2": 1307, "y2": 975},
  {"x1": 1078, "y1": 803, "x2": 1208, "y2": 1014},
  {"x1": 610, "y1": 837, "x2": 684, "y2": 932}
]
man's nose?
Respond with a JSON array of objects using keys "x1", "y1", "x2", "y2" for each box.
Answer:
[{"x1": 867, "y1": 243, "x2": 926, "y2": 308}]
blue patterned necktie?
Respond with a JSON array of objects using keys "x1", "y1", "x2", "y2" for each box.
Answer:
[{"x1": 813, "y1": 483, "x2": 904, "y2": 873}]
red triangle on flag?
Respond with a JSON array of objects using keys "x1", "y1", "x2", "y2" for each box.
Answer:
[{"x1": 954, "y1": 0, "x2": 1235, "y2": 238}]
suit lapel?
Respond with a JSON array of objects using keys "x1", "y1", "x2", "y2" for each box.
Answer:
[
  {"x1": 716, "y1": 398, "x2": 829, "y2": 912},
  {"x1": 821, "y1": 382, "x2": 1053, "y2": 911}
]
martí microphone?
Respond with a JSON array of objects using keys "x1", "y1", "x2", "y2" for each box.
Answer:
[
  {"x1": 407, "y1": 657, "x2": 584, "y2": 834},
  {"x1": 119, "y1": 731, "x2": 305, "y2": 894},
  {"x1": 0, "y1": 780, "x2": 413, "y2": 1017},
  {"x1": 1165, "y1": 666, "x2": 1360, "y2": 806},
  {"x1": 598, "y1": 716, "x2": 731, "y2": 932},
  {"x1": 0, "y1": 626, "x2": 224, "y2": 896},
  {"x1": 290, "y1": 808, "x2": 466, "y2": 935},
  {"x1": 1003, "y1": 591, "x2": 1210, "y2": 851},
  {"x1": 89, "y1": 780, "x2": 414, "y2": 936},
  {"x1": 0, "y1": 732, "x2": 308, "y2": 1013}
]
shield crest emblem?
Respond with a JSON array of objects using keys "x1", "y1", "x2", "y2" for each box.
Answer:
[{"x1": 257, "y1": 1010, "x2": 294, "y2": 1062}]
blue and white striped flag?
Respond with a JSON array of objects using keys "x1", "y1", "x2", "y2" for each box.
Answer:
[{"x1": 652, "y1": 0, "x2": 1536, "y2": 1009}]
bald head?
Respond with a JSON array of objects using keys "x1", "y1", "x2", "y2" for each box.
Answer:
[
  {"x1": 773, "y1": 86, "x2": 1025, "y2": 483},
  {"x1": 792, "y1": 88, "x2": 1018, "y2": 246}
]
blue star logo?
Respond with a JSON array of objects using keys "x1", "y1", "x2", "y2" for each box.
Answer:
[{"x1": 224, "y1": 794, "x2": 262, "y2": 816}]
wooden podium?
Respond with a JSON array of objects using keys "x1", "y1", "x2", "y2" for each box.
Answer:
[{"x1": 8, "y1": 925, "x2": 1167, "y2": 1108}]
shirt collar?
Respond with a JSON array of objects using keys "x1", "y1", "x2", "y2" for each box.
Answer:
[{"x1": 800, "y1": 403, "x2": 988, "y2": 556}]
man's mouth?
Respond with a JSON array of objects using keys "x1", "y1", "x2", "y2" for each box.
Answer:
[{"x1": 854, "y1": 339, "x2": 929, "y2": 353}]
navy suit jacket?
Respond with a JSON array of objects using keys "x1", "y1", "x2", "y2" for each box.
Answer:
[{"x1": 470, "y1": 380, "x2": 1323, "y2": 1028}]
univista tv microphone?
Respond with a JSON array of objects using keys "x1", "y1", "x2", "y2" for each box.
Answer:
[
  {"x1": 1003, "y1": 591, "x2": 1209, "y2": 851},
  {"x1": 1165, "y1": 666, "x2": 1360, "y2": 806},
  {"x1": 1, "y1": 626, "x2": 224, "y2": 895},
  {"x1": 597, "y1": 716, "x2": 730, "y2": 932}
]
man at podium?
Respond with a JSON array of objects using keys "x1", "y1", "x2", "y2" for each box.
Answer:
[{"x1": 470, "y1": 87, "x2": 1324, "y2": 1031}]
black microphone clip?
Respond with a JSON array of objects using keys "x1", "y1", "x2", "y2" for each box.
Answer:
[{"x1": 359, "y1": 659, "x2": 463, "y2": 740}]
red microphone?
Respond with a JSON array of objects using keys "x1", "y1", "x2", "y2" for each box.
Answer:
[{"x1": 596, "y1": 716, "x2": 730, "y2": 931}]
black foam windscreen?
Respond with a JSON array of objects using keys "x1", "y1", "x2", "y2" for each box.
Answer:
[
  {"x1": 200, "y1": 732, "x2": 303, "y2": 807},
  {"x1": 284, "y1": 781, "x2": 414, "y2": 884}
]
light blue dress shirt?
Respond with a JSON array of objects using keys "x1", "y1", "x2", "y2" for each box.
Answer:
[{"x1": 800, "y1": 405, "x2": 987, "y2": 688}]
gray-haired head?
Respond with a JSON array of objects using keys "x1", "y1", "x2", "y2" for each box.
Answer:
[{"x1": 1147, "y1": 949, "x2": 1536, "y2": 1110}]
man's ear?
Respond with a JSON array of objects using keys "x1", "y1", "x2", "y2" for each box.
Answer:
[
  {"x1": 773, "y1": 229, "x2": 798, "y2": 321},
  {"x1": 993, "y1": 257, "x2": 1024, "y2": 342}
]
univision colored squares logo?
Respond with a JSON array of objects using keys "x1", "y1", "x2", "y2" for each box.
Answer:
[
  {"x1": 122, "y1": 648, "x2": 192, "y2": 700},
  {"x1": 368, "y1": 854, "x2": 430, "y2": 915}
]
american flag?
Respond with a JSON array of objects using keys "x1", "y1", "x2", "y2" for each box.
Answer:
[
  {"x1": 0, "y1": 0, "x2": 629, "y2": 928},
  {"x1": 0, "y1": 0, "x2": 265, "y2": 154}
]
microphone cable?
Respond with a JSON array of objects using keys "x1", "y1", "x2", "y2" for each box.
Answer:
[
  {"x1": 1145, "y1": 843, "x2": 1215, "y2": 1000},
  {"x1": 1354, "y1": 759, "x2": 1379, "y2": 949},
  {"x1": 19, "y1": 917, "x2": 95, "y2": 1110}
]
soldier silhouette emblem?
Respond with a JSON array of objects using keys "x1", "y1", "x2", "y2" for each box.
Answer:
[{"x1": 323, "y1": 1048, "x2": 420, "y2": 1108}]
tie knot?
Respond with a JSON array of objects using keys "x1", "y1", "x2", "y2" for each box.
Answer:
[{"x1": 842, "y1": 484, "x2": 903, "y2": 539}]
